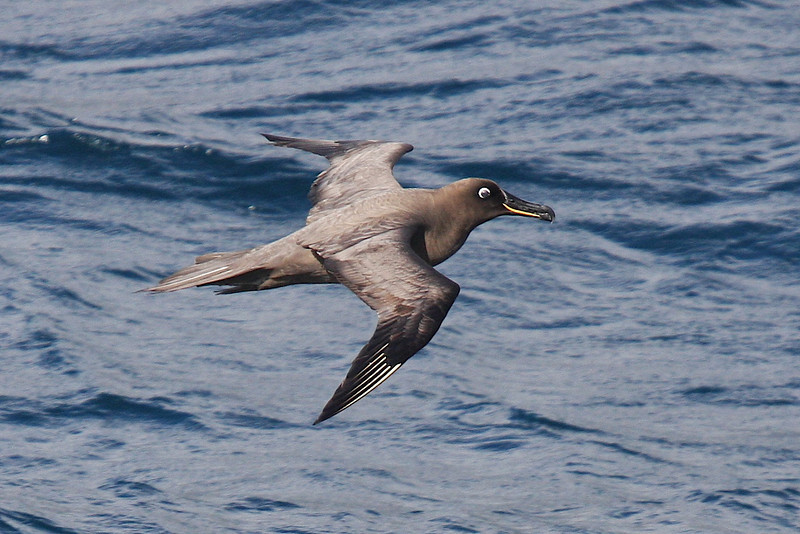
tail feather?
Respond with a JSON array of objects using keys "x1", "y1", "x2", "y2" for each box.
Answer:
[
  {"x1": 141, "y1": 234, "x2": 327, "y2": 294},
  {"x1": 194, "y1": 251, "x2": 241, "y2": 264},
  {"x1": 143, "y1": 249, "x2": 252, "y2": 293}
]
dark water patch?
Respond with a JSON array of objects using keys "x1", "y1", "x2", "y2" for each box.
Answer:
[
  {"x1": 0, "y1": 393, "x2": 205, "y2": 430},
  {"x1": 687, "y1": 487, "x2": 800, "y2": 528},
  {"x1": 652, "y1": 184, "x2": 724, "y2": 206},
  {"x1": 10, "y1": 327, "x2": 78, "y2": 374},
  {"x1": 608, "y1": 506, "x2": 642, "y2": 519},
  {"x1": 33, "y1": 283, "x2": 102, "y2": 311},
  {"x1": 681, "y1": 385, "x2": 727, "y2": 397},
  {"x1": 559, "y1": 149, "x2": 607, "y2": 161},
  {"x1": 84, "y1": 512, "x2": 168, "y2": 533},
  {"x1": 514, "y1": 68, "x2": 565, "y2": 84},
  {"x1": 612, "y1": 41, "x2": 718, "y2": 56},
  {"x1": 0, "y1": 189, "x2": 49, "y2": 203},
  {"x1": 98, "y1": 267, "x2": 153, "y2": 283},
  {"x1": 716, "y1": 132, "x2": 774, "y2": 146},
  {"x1": 603, "y1": 0, "x2": 770, "y2": 15},
  {"x1": 411, "y1": 402, "x2": 545, "y2": 447},
  {"x1": 653, "y1": 71, "x2": 750, "y2": 91},
  {"x1": 590, "y1": 440, "x2": 672, "y2": 464},
  {"x1": 565, "y1": 83, "x2": 691, "y2": 116},
  {"x1": 89, "y1": 438, "x2": 126, "y2": 451},
  {"x1": 509, "y1": 408, "x2": 601, "y2": 435},
  {"x1": 0, "y1": 69, "x2": 29, "y2": 81},
  {"x1": 291, "y1": 78, "x2": 507, "y2": 104},
  {"x1": 1, "y1": 173, "x2": 174, "y2": 208},
  {"x1": 201, "y1": 103, "x2": 342, "y2": 120},
  {"x1": 766, "y1": 164, "x2": 800, "y2": 192},
  {"x1": 13, "y1": 328, "x2": 59, "y2": 351},
  {"x1": 782, "y1": 380, "x2": 800, "y2": 391},
  {"x1": 0, "y1": 40, "x2": 75, "y2": 61},
  {"x1": 224, "y1": 496, "x2": 301, "y2": 512},
  {"x1": 405, "y1": 14, "x2": 505, "y2": 49},
  {"x1": 0, "y1": 507, "x2": 79, "y2": 534},
  {"x1": 2, "y1": 131, "x2": 173, "y2": 200},
  {"x1": 680, "y1": 384, "x2": 799, "y2": 407},
  {"x1": 0, "y1": 197, "x2": 153, "y2": 237},
  {"x1": 218, "y1": 410, "x2": 291, "y2": 430},
  {"x1": 0, "y1": 115, "x2": 22, "y2": 132},
  {"x1": 2, "y1": 129, "x2": 315, "y2": 210},
  {"x1": 64, "y1": 0, "x2": 374, "y2": 61},
  {"x1": 437, "y1": 398, "x2": 503, "y2": 419},
  {"x1": 473, "y1": 439, "x2": 525, "y2": 452},
  {"x1": 430, "y1": 517, "x2": 480, "y2": 533},
  {"x1": 568, "y1": 469, "x2": 630, "y2": 480},
  {"x1": 579, "y1": 218, "x2": 792, "y2": 265},
  {"x1": 437, "y1": 159, "x2": 610, "y2": 191},
  {"x1": 99, "y1": 479, "x2": 162, "y2": 499},
  {"x1": 107, "y1": 55, "x2": 258, "y2": 75},
  {"x1": 653, "y1": 161, "x2": 748, "y2": 194},
  {"x1": 37, "y1": 349, "x2": 75, "y2": 373},
  {"x1": 411, "y1": 33, "x2": 491, "y2": 53}
]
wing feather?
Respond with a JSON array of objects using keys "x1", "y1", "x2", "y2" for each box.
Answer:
[
  {"x1": 262, "y1": 134, "x2": 413, "y2": 223},
  {"x1": 312, "y1": 229, "x2": 460, "y2": 424}
]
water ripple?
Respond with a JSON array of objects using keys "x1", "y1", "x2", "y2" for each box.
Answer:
[{"x1": 0, "y1": 393, "x2": 206, "y2": 430}]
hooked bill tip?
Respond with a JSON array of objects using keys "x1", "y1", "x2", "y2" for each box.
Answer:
[{"x1": 502, "y1": 202, "x2": 555, "y2": 221}]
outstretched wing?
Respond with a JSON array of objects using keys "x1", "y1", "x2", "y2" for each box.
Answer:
[
  {"x1": 262, "y1": 134, "x2": 413, "y2": 224},
  {"x1": 306, "y1": 228, "x2": 460, "y2": 424}
]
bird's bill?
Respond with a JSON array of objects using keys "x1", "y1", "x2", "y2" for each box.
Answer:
[{"x1": 501, "y1": 191, "x2": 555, "y2": 221}]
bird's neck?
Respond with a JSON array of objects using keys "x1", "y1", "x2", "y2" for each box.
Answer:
[{"x1": 417, "y1": 189, "x2": 479, "y2": 266}]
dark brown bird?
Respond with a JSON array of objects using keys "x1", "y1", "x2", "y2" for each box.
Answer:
[{"x1": 145, "y1": 134, "x2": 554, "y2": 424}]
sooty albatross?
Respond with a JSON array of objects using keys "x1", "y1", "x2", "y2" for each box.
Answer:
[{"x1": 145, "y1": 134, "x2": 555, "y2": 424}]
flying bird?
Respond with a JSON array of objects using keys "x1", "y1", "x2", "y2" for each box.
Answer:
[{"x1": 145, "y1": 134, "x2": 554, "y2": 424}]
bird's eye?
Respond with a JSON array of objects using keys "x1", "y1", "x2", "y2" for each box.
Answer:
[{"x1": 477, "y1": 187, "x2": 491, "y2": 199}]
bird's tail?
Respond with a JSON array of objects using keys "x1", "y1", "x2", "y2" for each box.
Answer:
[{"x1": 142, "y1": 249, "x2": 253, "y2": 293}]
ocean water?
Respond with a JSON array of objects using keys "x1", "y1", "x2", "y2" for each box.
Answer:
[{"x1": 2, "y1": 0, "x2": 799, "y2": 532}]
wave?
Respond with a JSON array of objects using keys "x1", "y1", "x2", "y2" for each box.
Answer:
[
  {"x1": 0, "y1": 507, "x2": 80, "y2": 534},
  {"x1": 602, "y1": 0, "x2": 776, "y2": 14},
  {"x1": 1, "y1": 128, "x2": 314, "y2": 210},
  {"x1": 224, "y1": 496, "x2": 301, "y2": 512},
  {"x1": 290, "y1": 78, "x2": 508, "y2": 104},
  {"x1": 0, "y1": 392, "x2": 205, "y2": 430},
  {"x1": 11, "y1": 0, "x2": 394, "y2": 63},
  {"x1": 680, "y1": 383, "x2": 800, "y2": 407}
]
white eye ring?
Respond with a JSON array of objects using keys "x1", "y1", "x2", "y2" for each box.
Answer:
[{"x1": 478, "y1": 187, "x2": 491, "y2": 199}]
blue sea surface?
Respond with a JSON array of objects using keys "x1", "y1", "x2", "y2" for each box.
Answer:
[{"x1": 2, "y1": 1, "x2": 799, "y2": 532}]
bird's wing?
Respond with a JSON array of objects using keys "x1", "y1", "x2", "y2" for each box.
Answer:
[
  {"x1": 304, "y1": 228, "x2": 460, "y2": 424},
  {"x1": 262, "y1": 134, "x2": 413, "y2": 224}
]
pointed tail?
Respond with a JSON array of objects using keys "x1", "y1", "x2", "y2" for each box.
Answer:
[{"x1": 142, "y1": 249, "x2": 251, "y2": 293}]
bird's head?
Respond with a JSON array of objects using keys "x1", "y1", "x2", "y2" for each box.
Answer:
[{"x1": 449, "y1": 178, "x2": 555, "y2": 225}]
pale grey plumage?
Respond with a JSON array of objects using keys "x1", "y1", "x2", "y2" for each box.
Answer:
[{"x1": 145, "y1": 134, "x2": 554, "y2": 424}]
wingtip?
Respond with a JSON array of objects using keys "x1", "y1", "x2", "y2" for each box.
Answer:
[
  {"x1": 261, "y1": 133, "x2": 281, "y2": 144},
  {"x1": 261, "y1": 133, "x2": 299, "y2": 146},
  {"x1": 312, "y1": 413, "x2": 328, "y2": 425}
]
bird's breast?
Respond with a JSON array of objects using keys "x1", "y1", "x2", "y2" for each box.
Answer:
[{"x1": 416, "y1": 222, "x2": 473, "y2": 266}]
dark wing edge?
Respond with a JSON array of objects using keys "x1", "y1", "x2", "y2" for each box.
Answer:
[
  {"x1": 313, "y1": 243, "x2": 460, "y2": 425},
  {"x1": 313, "y1": 283, "x2": 459, "y2": 424},
  {"x1": 262, "y1": 133, "x2": 413, "y2": 163},
  {"x1": 312, "y1": 338, "x2": 400, "y2": 425},
  {"x1": 262, "y1": 133, "x2": 365, "y2": 160}
]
